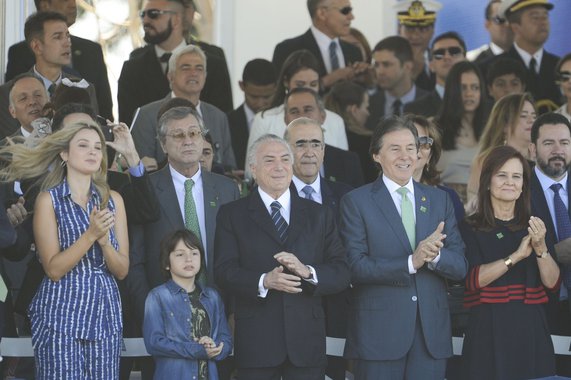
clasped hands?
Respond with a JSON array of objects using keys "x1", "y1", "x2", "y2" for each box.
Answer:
[
  {"x1": 412, "y1": 221, "x2": 446, "y2": 270},
  {"x1": 196, "y1": 336, "x2": 224, "y2": 359},
  {"x1": 87, "y1": 207, "x2": 115, "y2": 246},
  {"x1": 263, "y1": 252, "x2": 310, "y2": 294}
]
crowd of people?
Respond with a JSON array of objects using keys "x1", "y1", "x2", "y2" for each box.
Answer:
[{"x1": 0, "y1": 0, "x2": 570, "y2": 379}]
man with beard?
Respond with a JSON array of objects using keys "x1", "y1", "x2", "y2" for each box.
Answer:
[
  {"x1": 118, "y1": 0, "x2": 232, "y2": 125},
  {"x1": 529, "y1": 112, "x2": 571, "y2": 374}
]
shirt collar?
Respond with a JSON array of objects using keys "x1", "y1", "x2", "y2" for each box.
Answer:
[
  {"x1": 166, "y1": 279, "x2": 209, "y2": 297},
  {"x1": 154, "y1": 39, "x2": 187, "y2": 59},
  {"x1": 310, "y1": 24, "x2": 339, "y2": 50},
  {"x1": 292, "y1": 175, "x2": 321, "y2": 194},
  {"x1": 169, "y1": 163, "x2": 202, "y2": 188},
  {"x1": 33, "y1": 66, "x2": 62, "y2": 89},
  {"x1": 489, "y1": 42, "x2": 504, "y2": 56},
  {"x1": 435, "y1": 84, "x2": 445, "y2": 99},
  {"x1": 258, "y1": 187, "x2": 291, "y2": 214},
  {"x1": 20, "y1": 126, "x2": 32, "y2": 137},
  {"x1": 243, "y1": 102, "x2": 256, "y2": 130},
  {"x1": 384, "y1": 85, "x2": 416, "y2": 105},
  {"x1": 382, "y1": 174, "x2": 415, "y2": 196},
  {"x1": 56, "y1": 178, "x2": 100, "y2": 202},
  {"x1": 535, "y1": 165, "x2": 568, "y2": 193},
  {"x1": 514, "y1": 42, "x2": 543, "y2": 69}
]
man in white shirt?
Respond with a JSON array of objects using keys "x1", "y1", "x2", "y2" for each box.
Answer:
[
  {"x1": 5, "y1": 73, "x2": 48, "y2": 138},
  {"x1": 469, "y1": 0, "x2": 514, "y2": 62}
]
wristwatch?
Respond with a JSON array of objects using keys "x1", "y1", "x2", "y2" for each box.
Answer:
[
  {"x1": 536, "y1": 251, "x2": 549, "y2": 259},
  {"x1": 504, "y1": 256, "x2": 514, "y2": 269}
]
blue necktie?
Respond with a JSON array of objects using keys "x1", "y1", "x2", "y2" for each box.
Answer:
[
  {"x1": 302, "y1": 185, "x2": 315, "y2": 201},
  {"x1": 271, "y1": 201, "x2": 288, "y2": 243},
  {"x1": 329, "y1": 41, "x2": 340, "y2": 71},
  {"x1": 550, "y1": 183, "x2": 571, "y2": 287}
]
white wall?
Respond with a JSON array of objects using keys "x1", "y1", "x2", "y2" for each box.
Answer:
[{"x1": 219, "y1": 0, "x2": 398, "y2": 108}]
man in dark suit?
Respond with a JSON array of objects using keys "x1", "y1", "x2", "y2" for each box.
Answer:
[
  {"x1": 529, "y1": 113, "x2": 571, "y2": 374},
  {"x1": 2, "y1": 74, "x2": 48, "y2": 139},
  {"x1": 228, "y1": 59, "x2": 277, "y2": 170},
  {"x1": 366, "y1": 36, "x2": 428, "y2": 130},
  {"x1": 0, "y1": 12, "x2": 98, "y2": 139},
  {"x1": 118, "y1": 0, "x2": 232, "y2": 125},
  {"x1": 283, "y1": 117, "x2": 352, "y2": 380},
  {"x1": 495, "y1": 0, "x2": 560, "y2": 113},
  {"x1": 131, "y1": 45, "x2": 236, "y2": 171},
  {"x1": 214, "y1": 133, "x2": 349, "y2": 379},
  {"x1": 340, "y1": 116, "x2": 467, "y2": 379},
  {"x1": 127, "y1": 105, "x2": 239, "y2": 323},
  {"x1": 5, "y1": 0, "x2": 113, "y2": 121},
  {"x1": 272, "y1": 0, "x2": 366, "y2": 91},
  {"x1": 469, "y1": 0, "x2": 513, "y2": 63},
  {"x1": 404, "y1": 31, "x2": 467, "y2": 118}
]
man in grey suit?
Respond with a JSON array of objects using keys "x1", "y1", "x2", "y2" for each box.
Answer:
[
  {"x1": 127, "y1": 106, "x2": 239, "y2": 324},
  {"x1": 131, "y1": 44, "x2": 236, "y2": 171},
  {"x1": 340, "y1": 116, "x2": 467, "y2": 379}
]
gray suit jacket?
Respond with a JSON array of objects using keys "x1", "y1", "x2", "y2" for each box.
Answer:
[
  {"x1": 340, "y1": 177, "x2": 467, "y2": 361},
  {"x1": 0, "y1": 70, "x2": 99, "y2": 140},
  {"x1": 131, "y1": 95, "x2": 236, "y2": 169},
  {"x1": 126, "y1": 165, "x2": 240, "y2": 324}
]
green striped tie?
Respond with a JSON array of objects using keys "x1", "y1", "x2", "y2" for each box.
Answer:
[
  {"x1": 396, "y1": 187, "x2": 415, "y2": 250},
  {"x1": 184, "y1": 179, "x2": 202, "y2": 240},
  {"x1": 0, "y1": 276, "x2": 7, "y2": 302}
]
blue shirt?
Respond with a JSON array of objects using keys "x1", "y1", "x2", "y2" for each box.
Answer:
[
  {"x1": 143, "y1": 280, "x2": 232, "y2": 380},
  {"x1": 29, "y1": 180, "x2": 122, "y2": 340}
]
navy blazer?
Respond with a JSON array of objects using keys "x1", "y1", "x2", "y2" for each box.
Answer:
[
  {"x1": 214, "y1": 189, "x2": 350, "y2": 368},
  {"x1": 365, "y1": 86, "x2": 429, "y2": 130},
  {"x1": 323, "y1": 144, "x2": 365, "y2": 188},
  {"x1": 340, "y1": 178, "x2": 467, "y2": 360},
  {"x1": 272, "y1": 29, "x2": 362, "y2": 77}
]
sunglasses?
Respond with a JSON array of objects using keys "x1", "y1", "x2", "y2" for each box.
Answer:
[
  {"x1": 558, "y1": 71, "x2": 571, "y2": 82},
  {"x1": 139, "y1": 9, "x2": 177, "y2": 19},
  {"x1": 490, "y1": 16, "x2": 506, "y2": 25},
  {"x1": 418, "y1": 136, "x2": 434, "y2": 149},
  {"x1": 327, "y1": 5, "x2": 352, "y2": 15},
  {"x1": 432, "y1": 47, "x2": 463, "y2": 60}
]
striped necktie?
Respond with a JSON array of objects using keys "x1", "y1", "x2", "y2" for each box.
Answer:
[
  {"x1": 271, "y1": 201, "x2": 288, "y2": 243},
  {"x1": 184, "y1": 179, "x2": 202, "y2": 240},
  {"x1": 329, "y1": 41, "x2": 340, "y2": 71}
]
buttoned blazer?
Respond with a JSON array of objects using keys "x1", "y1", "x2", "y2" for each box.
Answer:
[
  {"x1": 272, "y1": 29, "x2": 362, "y2": 77},
  {"x1": 5, "y1": 36, "x2": 113, "y2": 121},
  {"x1": 214, "y1": 189, "x2": 350, "y2": 368},
  {"x1": 127, "y1": 166, "x2": 239, "y2": 324},
  {"x1": 131, "y1": 94, "x2": 236, "y2": 168},
  {"x1": 340, "y1": 178, "x2": 467, "y2": 361}
]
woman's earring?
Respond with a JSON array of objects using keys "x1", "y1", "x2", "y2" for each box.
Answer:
[{"x1": 60, "y1": 160, "x2": 67, "y2": 167}]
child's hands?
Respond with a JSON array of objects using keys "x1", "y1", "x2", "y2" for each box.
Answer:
[{"x1": 198, "y1": 336, "x2": 224, "y2": 358}]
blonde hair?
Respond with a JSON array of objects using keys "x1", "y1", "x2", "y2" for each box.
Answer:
[{"x1": 0, "y1": 121, "x2": 110, "y2": 205}]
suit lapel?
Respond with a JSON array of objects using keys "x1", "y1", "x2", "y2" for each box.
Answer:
[
  {"x1": 303, "y1": 29, "x2": 328, "y2": 76},
  {"x1": 414, "y1": 182, "x2": 431, "y2": 246},
  {"x1": 201, "y1": 171, "x2": 219, "y2": 265},
  {"x1": 154, "y1": 167, "x2": 184, "y2": 229},
  {"x1": 287, "y1": 192, "x2": 307, "y2": 248},
  {"x1": 371, "y1": 179, "x2": 413, "y2": 254},
  {"x1": 248, "y1": 189, "x2": 283, "y2": 245}
]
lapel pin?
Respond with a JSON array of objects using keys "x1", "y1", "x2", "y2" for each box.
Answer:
[
  {"x1": 421, "y1": 196, "x2": 426, "y2": 202},
  {"x1": 74, "y1": 50, "x2": 81, "y2": 56},
  {"x1": 496, "y1": 232, "x2": 504, "y2": 239},
  {"x1": 420, "y1": 206, "x2": 427, "y2": 213},
  {"x1": 210, "y1": 201, "x2": 217, "y2": 207}
]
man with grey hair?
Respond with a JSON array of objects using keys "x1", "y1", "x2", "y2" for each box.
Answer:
[
  {"x1": 215, "y1": 133, "x2": 349, "y2": 379},
  {"x1": 131, "y1": 44, "x2": 236, "y2": 171},
  {"x1": 4, "y1": 73, "x2": 48, "y2": 138},
  {"x1": 118, "y1": 0, "x2": 232, "y2": 125},
  {"x1": 127, "y1": 105, "x2": 239, "y2": 332}
]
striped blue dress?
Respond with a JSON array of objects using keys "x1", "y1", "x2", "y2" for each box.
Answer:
[{"x1": 29, "y1": 179, "x2": 122, "y2": 379}]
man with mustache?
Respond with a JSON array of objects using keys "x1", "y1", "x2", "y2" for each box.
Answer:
[
  {"x1": 118, "y1": 0, "x2": 232, "y2": 125},
  {"x1": 529, "y1": 112, "x2": 571, "y2": 375}
]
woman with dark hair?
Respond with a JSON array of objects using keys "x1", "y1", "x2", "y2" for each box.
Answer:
[
  {"x1": 460, "y1": 146, "x2": 559, "y2": 380},
  {"x1": 143, "y1": 229, "x2": 232, "y2": 380},
  {"x1": 436, "y1": 61, "x2": 488, "y2": 204},
  {"x1": 556, "y1": 53, "x2": 571, "y2": 121},
  {"x1": 247, "y1": 50, "x2": 348, "y2": 158},
  {"x1": 325, "y1": 80, "x2": 376, "y2": 182}
]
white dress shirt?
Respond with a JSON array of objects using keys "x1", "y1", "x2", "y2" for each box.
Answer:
[
  {"x1": 292, "y1": 175, "x2": 323, "y2": 204},
  {"x1": 514, "y1": 42, "x2": 544, "y2": 74},
  {"x1": 535, "y1": 166, "x2": 569, "y2": 240},
  {"x1": 310, "y1": 25, "x2": 346, "y2": 73}
]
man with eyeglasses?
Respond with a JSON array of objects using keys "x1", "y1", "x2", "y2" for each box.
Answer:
[
  {"x1": 118, "y1": 0, "x2": 232, "y2": 125},
  {"x1": 5, "y1": 0, "x2": 114, "y2": 123},
  {"x1": 283, "y1": 116, "x2": 352, "y2": 380},
  {"x1": 493, "y1": 0, "x2": 560, "y2": 114},
  {"x1": 395, "y1": 0, "x2": 442, "y2": 92},
  {"x1": 468, "y1": 0, "x2": 514, "y2": 63},
  {"x1": 405, "y1": 31, "x2": 467, "y2": 118},
  {"x1": 272, "y1": 0, "x2": 367, "y2": 91}
]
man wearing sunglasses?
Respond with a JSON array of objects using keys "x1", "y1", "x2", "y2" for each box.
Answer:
[
  {"x1": 405, "y1": 32, "x2": 467, "y2": 118},
  {"x1": 395, "y1": 0, "x2": 442, "y2": 92},
  {"x1": 118, "y1": 0, "x2": 232, "y2": 126},
  {"x1": 4, "y1": 0, "x2": 113, "y2": 123},
  {"x1": 468, "y1": 0, "x2": 514, "y2": 63},
  {"x1": 272, "y1": 0, "x2": 367, "y2": 92}
]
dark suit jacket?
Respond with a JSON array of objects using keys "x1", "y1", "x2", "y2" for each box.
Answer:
[
  {"x1": 340, "y1": 178, "x2": 467, "y2": 360},
  {"x1": 118, "y1": 43, "x2": 233, "y2": 125},
  {"x1": 403, "y1": 89, "x2": 443, "y2": 118},
  {"x1": 365, "y1": 86, "x2": 429, "y2": 130},
  {"x1": 127, "y1": 166, "x2": 240, "y2": 324},
  {"x1": 324, "y1": 144, "x2": 364, "y2": 188},
  {"x1": 227, "y1": 104, "x2": 249, "y2": 170},
  {"x1": 474, "y1": 47, "x2": 496, "y2": 64},
  {"x1": 214, "y1": 188, "x2": 350, "y2": 368},
  {"x1": 272, "y1": 28, "x2": 362, "y2": 78},
  {"x1": 5, "y1": 36, "x2": 113, "y2": 121}
]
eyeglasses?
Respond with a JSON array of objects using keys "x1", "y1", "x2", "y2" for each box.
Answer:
[
  {"x1": 432, "y1": 47, "x2": 463, "y2": 60},
  {"x1": 418, "y1": 136, "x2": 433, "y2": 149},
  {"x1": 166, "y1": 129, "x2": 204, "y2": 141},
  {"x1": 294, "y1": 139, "x2": 325, "y2": 150},
  {"x1": 327, "y1": 6, "x2": 353, "y2": 15},
  {"x1": 558, "y1": 71, "x2": 571, "y2": 83},
  {"x1": 490, "y1": 16, "x2": 506, "y2": 25},
  {"x1": 139, "y1": 9, "x2": 177, "y2": 19}
]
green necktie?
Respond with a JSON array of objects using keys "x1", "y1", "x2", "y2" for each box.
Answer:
[
  {"x1": 0, "y1": 276, "x2": 7, "y2": 302},
  {"x1": 184, "y1": 179, "x2": 202, "y2": 240},
  {"x1": 396, "y1": 187, "x2": 415, "y2": 250}
]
